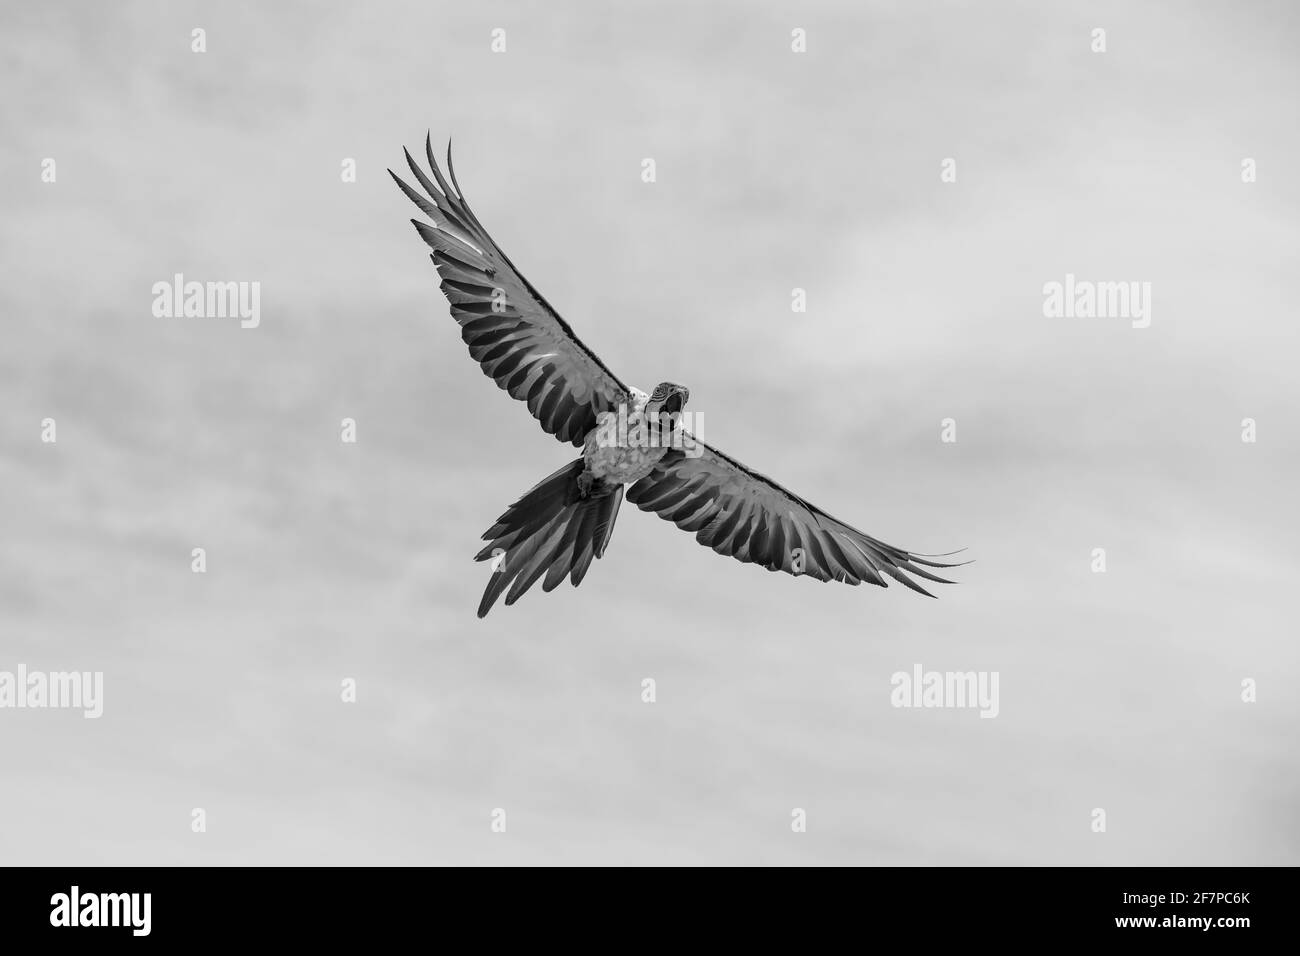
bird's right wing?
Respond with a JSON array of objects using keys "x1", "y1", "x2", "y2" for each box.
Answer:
[
  {"x1": 627, "y1": 438, "x2": 965, "y2": 595},
  {"x1": 390, "y1": 135, "x2": 631, "y2": 445}
]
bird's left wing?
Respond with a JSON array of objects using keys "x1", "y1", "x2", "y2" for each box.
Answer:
[
  {"x1": 626, "y1": 438, "x2": 964, "y2": 595},
  {"x1": 390, "y1": 136, "x2": 631, "y2": 445}
]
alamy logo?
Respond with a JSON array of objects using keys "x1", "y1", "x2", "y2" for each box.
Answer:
[
  {"x1": 0, "y1": 665, "x2": 103, "y2": 718},
  {"x1": 592, "y1": 405, "x2": 704, "y2": 457},
  {"x1": 50, "y1": 886, "x2": 150, "y2": 936},
  {"x1": 1042, "y1": 273, "x2": 1151, "y2": 328},
  {"x1": 890, "y1": 664, "x2": 999, "y2": 718},
  {"x1": 152, "y1": 273, "x2": 261, "y2": 328}
]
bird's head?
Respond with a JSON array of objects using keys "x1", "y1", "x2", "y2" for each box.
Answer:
[{"x1": 645, "y1": 381, "x2": 690, "y2": 421}]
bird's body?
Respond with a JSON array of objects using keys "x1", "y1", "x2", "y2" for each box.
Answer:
[
  {"x1": 390, "y1": 136, "x2": 965, "y2": 617},
  {"x1": 584, "y1": 418, "x2": 665, "y2": 485},
  {"x1": 582, "y1": 388, "x2": 670, "y2": 485}
]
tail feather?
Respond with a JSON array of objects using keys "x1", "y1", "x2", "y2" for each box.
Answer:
[
  {"x1": 542, "y1": 507, "x2": 590, "y2": 592},
  {"x1": 505, "y1": 517, "x2": 573, "y2": 605},
  {"x1": 474, "y1": 462, "x2": 579, "y2": 559},
  {"x1": 476, "y1": 458, "x2": 624, "y2": 617},
  {"x1": 568, "y1": 506, "x2": 602, "y2": 588},
  {"x1": 477, "y1": 512, "x2": 561, "y2": 617}
]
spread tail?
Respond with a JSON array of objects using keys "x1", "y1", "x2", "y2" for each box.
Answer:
[{"x1": 474, "y1": 458, "x2": 624, "y2": 618}]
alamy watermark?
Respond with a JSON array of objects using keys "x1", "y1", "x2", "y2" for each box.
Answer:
[
  {"x1": 0, "y1": 665, "x2": 103, "y2": 718},
  {"x1": 152, "y1": 273, "x2": 260, "y2": 328},
  {"x1": 1043, "y1": 273, "x2": 1151, "y2": 328},
  {"x1": 50, "y1": 886, "x2": 150, "y2": 936},
  {"x1": 891, "y1": 664, "x2": 999, "y2": 718},
  {"x1": 591, "y1": 405, "x2": 704, "y2": 457}
]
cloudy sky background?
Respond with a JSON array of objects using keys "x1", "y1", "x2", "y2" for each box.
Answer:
[{"x1": 2, "y1": 0, "x2": 1297, "y2": 865}]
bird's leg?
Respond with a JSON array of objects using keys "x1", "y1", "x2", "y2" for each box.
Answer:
[{"x1": 576, "y1": 468, "x2": 595, "y2": 499}]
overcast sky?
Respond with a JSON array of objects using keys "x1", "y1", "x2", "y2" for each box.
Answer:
[{"x1": 2, "y1": 0, "x2": 1297, "y2": 865}]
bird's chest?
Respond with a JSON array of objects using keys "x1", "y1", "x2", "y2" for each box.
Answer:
[{"x1": 583, "y1": 418, "x2": 669, "y2": 484}]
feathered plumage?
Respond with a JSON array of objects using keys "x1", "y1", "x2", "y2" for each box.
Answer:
[
  {"x1": 391, "y1": 137, "x2": 965, "y2": 615},
  {"x1": 390, "y1": 134, "x2": 629, "y2": 445}
]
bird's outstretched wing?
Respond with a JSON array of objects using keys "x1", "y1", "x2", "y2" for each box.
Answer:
[
  {"x1": 390, "y1": 136, "x2": 630, "y2": 445},
  {"x1": 626, "y1": 438, "x2": 964, "y2": 595}
]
